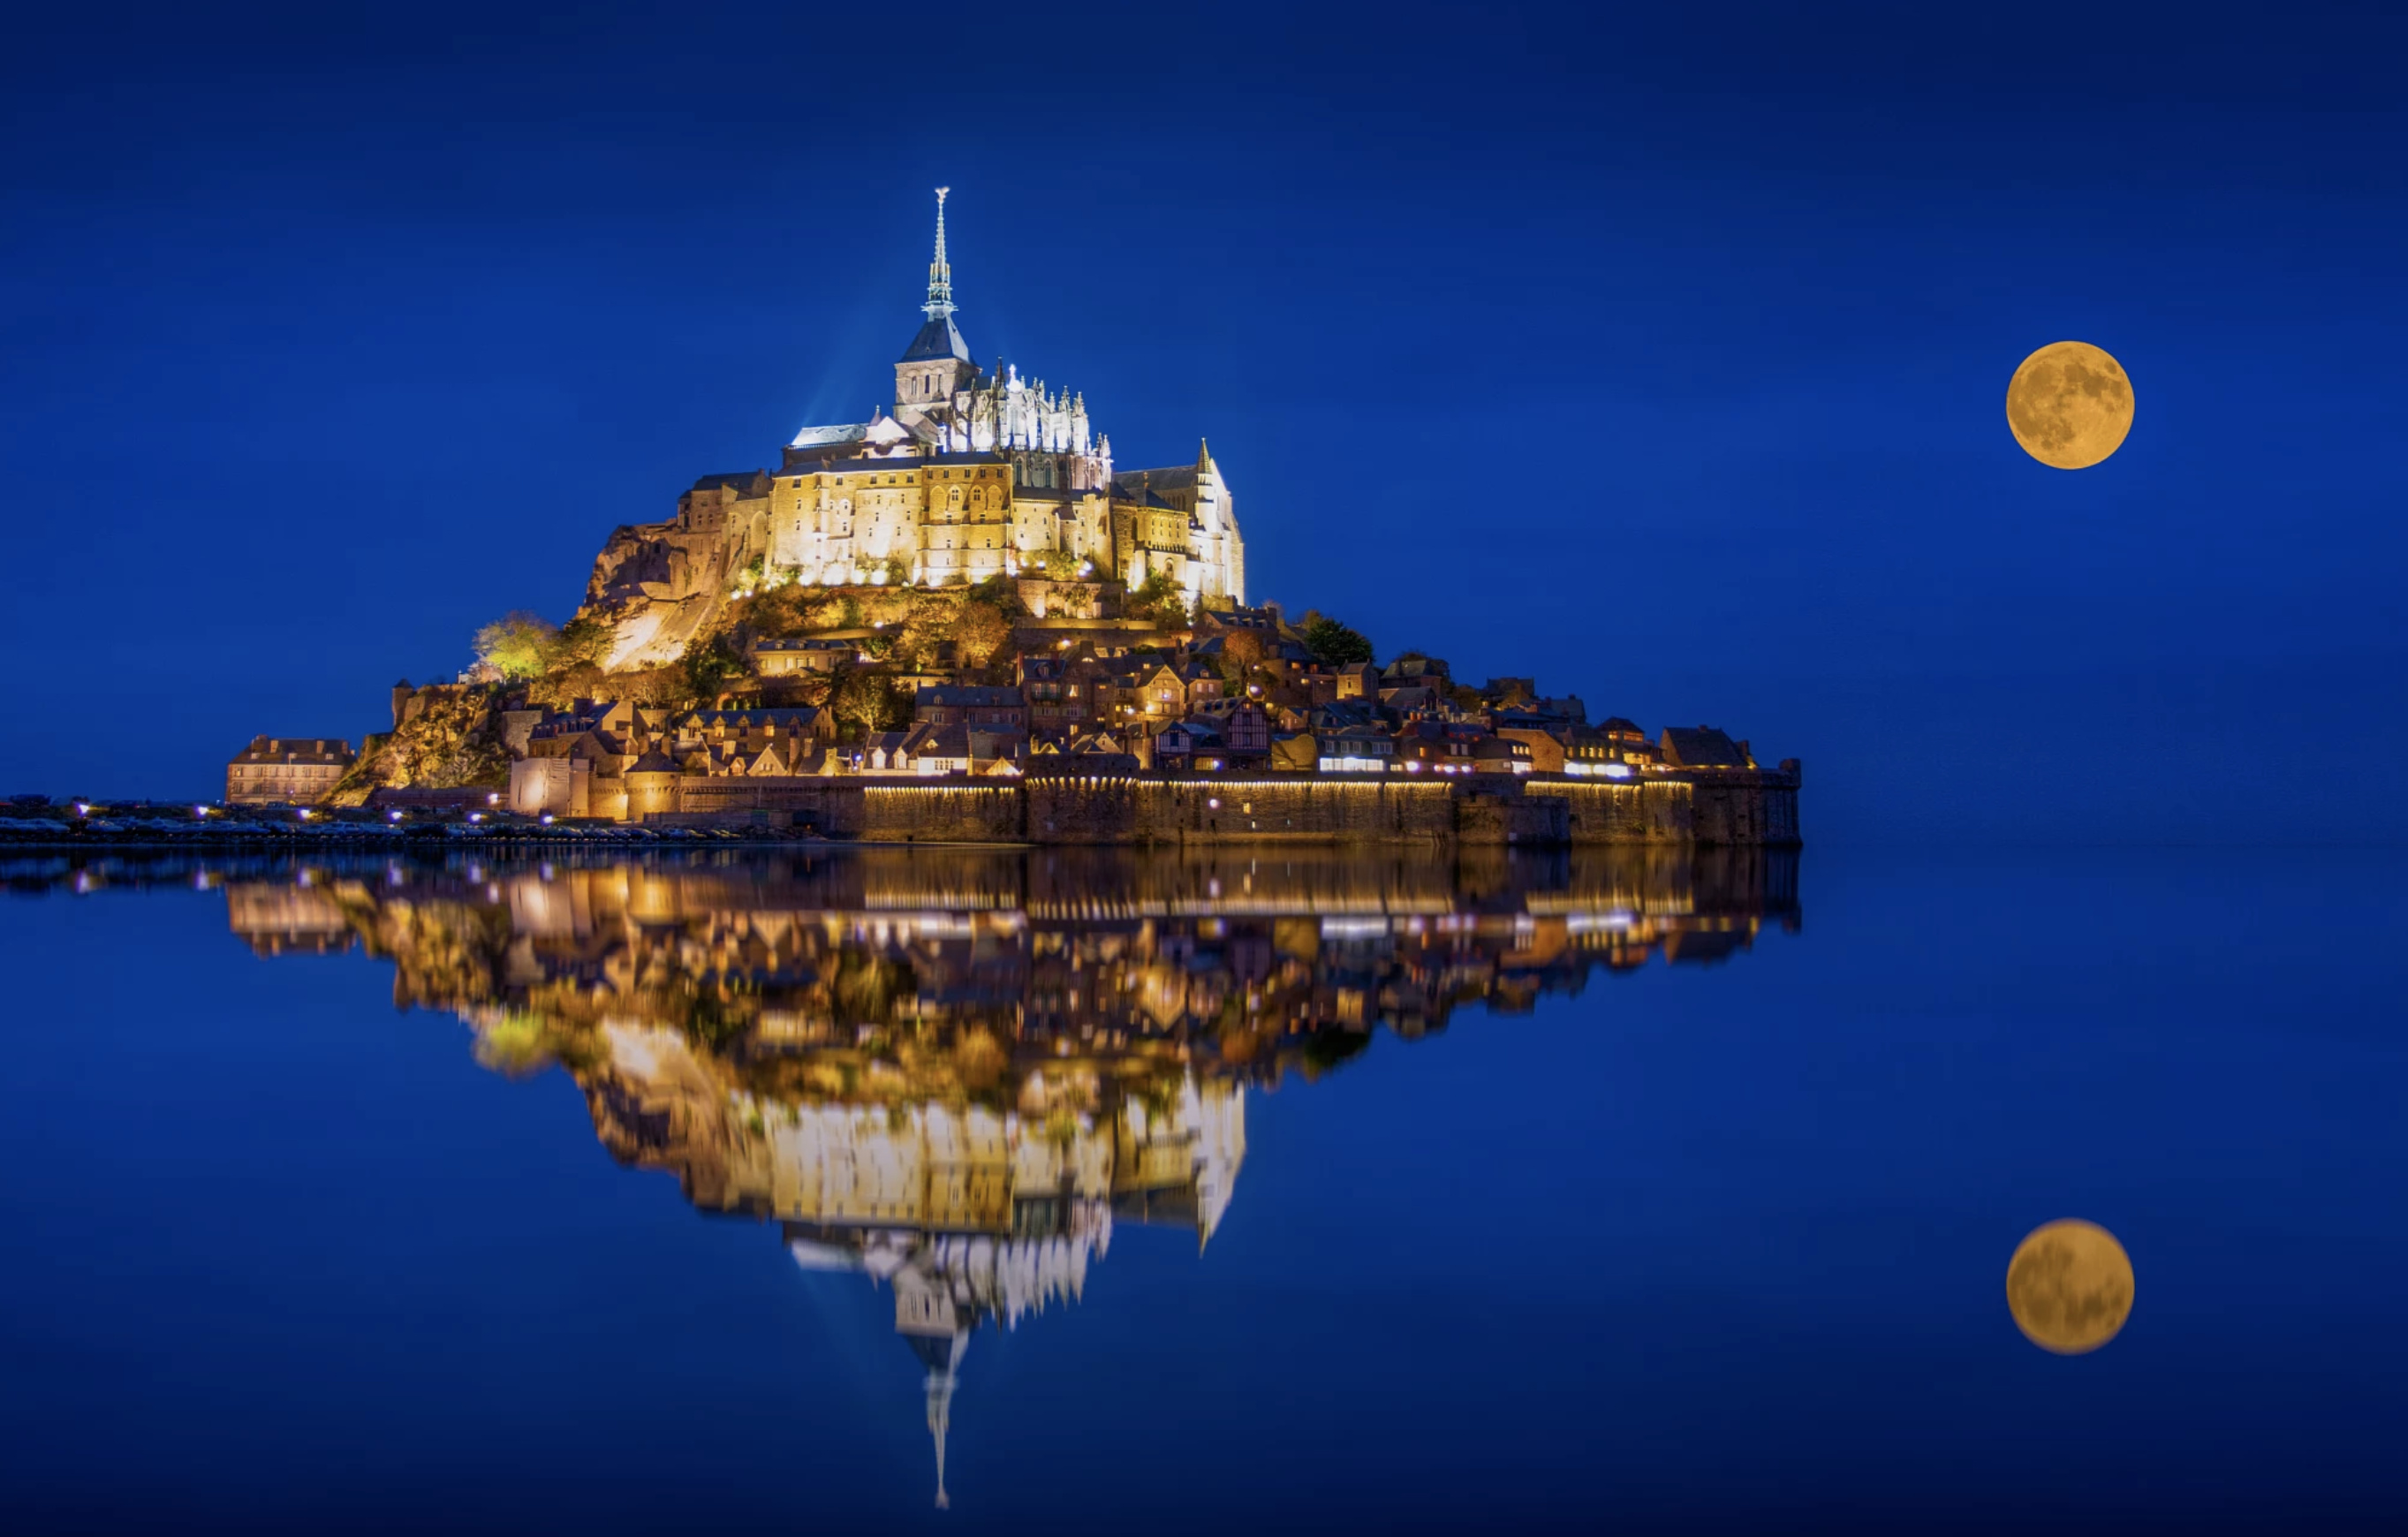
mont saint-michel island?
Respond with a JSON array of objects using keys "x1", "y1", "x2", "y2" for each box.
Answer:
[{"x1": 9, "y1": 191, "x2": 1797, "y2": 849}]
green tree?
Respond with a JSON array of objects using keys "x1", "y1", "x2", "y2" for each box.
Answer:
[
  {"x1": 547, "y1": 614, "x2": 614, "y2": 671},
  {"x1": 679, "y1": 633, "x2": 746, "y2": 700},
  {"x1": 1301, "y1": 615, "x2": 1374, "y2": 667},
  {"x1": 1128, "y1": 571, "x2": 1190, "y2": 626},
  {"x1": 952, "y1": 598, "x2": 1013, "y2": 669},
  {"x1": 829, "y1": 667, "x2": 907, "y2": 735},
  {"x1": 473, "y1": 612, "x2": 558, "y2": 680}
]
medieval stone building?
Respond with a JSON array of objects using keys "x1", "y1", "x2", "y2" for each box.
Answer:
[
  {"x1": 768, "y1": 190, "x2": 1244, "y2": 599},
  {"x1": 581, "y1": 190, "x2": 1246, "y2": 670}
]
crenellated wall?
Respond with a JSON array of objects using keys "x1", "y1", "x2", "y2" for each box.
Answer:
[{"x1": 637, "y1": 770, "x2": 1800, "y2": 847}]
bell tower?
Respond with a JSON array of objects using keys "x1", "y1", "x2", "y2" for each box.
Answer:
[{"x1": 896, "y1": 187, "x2": 974, "y2": 417}]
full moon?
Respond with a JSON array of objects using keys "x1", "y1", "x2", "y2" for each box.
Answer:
[
  {"x1": 2005, "y1": 341, "x2": 2134, "y2": 469},
  {"x1": 2006, "y1": 1219, "x2": 2134, "y2": 1354}
]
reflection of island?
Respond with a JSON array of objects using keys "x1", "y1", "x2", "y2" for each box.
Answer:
[{"x1": 221, "y1": 845, "x2": 1796, "y2": 1505}]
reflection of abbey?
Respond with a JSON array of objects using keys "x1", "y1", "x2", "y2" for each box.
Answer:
[
  {"x1": 587, "y1": 189, "x2": 1241, "y2": 667},
  {"x1": 215, "y1": 844, "x2": 1798, "y2": 1509}
]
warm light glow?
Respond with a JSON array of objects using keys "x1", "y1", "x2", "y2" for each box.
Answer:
[{"x1": 1603, "y1": 763, "x2": 1633, "y2": 779}]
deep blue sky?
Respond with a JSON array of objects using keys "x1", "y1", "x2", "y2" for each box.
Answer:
[{"x1": 4, "y1": 2, "x2": 2402, "y2": 840}]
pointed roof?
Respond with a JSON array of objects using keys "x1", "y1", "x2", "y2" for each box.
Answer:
[
  {"x1": 900, "y1": 187, "x2": 973, "y2": 363},
  {"x1": 900, "y1": 313, "x2": 973, "y2": 364}
]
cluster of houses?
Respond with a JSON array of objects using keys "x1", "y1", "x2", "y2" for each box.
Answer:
[
  {"x1": 495, "y1": 604, "x2": 1766, "y2": 817},
  {"x1": 226, "y1": 605, "x2": 1768, "y2": 817}
]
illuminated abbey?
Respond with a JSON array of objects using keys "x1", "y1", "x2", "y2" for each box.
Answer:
[
  {"x1": 582, "y1": 188, "x2": 1244, "y2": 670},
  {"x1": 775, "y1": 188, "x2": 1243, "y2": 602}
]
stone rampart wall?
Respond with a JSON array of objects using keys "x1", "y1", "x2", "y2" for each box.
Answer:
[
  {"x1": 1523, "y1": 771, "x2": 1801, "y2": 847},
  {"x1": 644, "y1": 770, "x2": 1801, "y2": 846},
  {"x1": 1027, "y1": 776, "x2": 1462, "y2": 844},
  {"x1": 1524, "y1": 779, "x2": 1693, "y2": 844}
]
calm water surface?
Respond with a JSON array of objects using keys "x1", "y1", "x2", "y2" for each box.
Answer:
[{"x1": 2, "y1": 844, "x2": 2401, "y2": 1533}]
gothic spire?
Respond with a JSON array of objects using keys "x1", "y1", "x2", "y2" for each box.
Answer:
[{"x1": 924, "y1": 187, "x2": 955, "y2": 320}]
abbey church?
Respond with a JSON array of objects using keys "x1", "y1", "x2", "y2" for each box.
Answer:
[{"x1": 586, "y1": 190, "x2": 1242, "y2": 667}]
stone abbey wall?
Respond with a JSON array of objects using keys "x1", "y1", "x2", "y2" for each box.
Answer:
[{"x1": 644, "y1": 769, "x2": 1799, "y2": 848}]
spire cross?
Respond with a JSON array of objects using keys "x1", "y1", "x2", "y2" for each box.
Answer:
[{"x1": 925, "y1": 187, "x2": 955, "y2": 320}]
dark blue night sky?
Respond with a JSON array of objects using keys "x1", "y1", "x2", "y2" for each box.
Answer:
[{"x1": 4, "y1": 2, "x2": 2404, "y2": 840}]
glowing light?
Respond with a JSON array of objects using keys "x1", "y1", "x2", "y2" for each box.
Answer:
[
  {"x1": 541, "y1": 814, "x2": 556, "y2": 825},
  {"x1": 389, "y1": 810, "x2": 405, "y2": 822},
  {"x1": 73, "y1": 802, "x2": 91, "y2": 815},
  {"x1": 1603, "y1": 762, "x2": 1634, "y2": 779}
]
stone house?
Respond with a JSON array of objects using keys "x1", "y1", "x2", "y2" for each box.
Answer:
[
  {"x1": 1658, "y1": 726, "x2": 1754, "y2": 769},
  {"x1": 850, "y1": 731, "x2": 918, "y2": 774},
  {"x1": 751, "y1": 636, "x2": 857, "y2": 676},
  {"x1": 226, "y1": 737, "x2": 356, "y2": 806},
  {"x1": 901, "y1": 723, "x2": 973, "y2": 775},
  {"x1": 1381, "y1": 655, "x2": 1450, "y2": 689},
  {"x1": 1393, "y1": 720, "x2": 1488, "y2": 776},
  {"x1": 1016, "y1": 655, "x2": 1088, "y2": 738},
  {"x1": 914, "y1": 685, "x2": 1027, "y2": 731},
  {"x1": 1152, "y1": 719, "x2": 1224, "y2": 772},
  {"x1": 1191, "y1": 699, "x2": 1270, "y2": 756},
  {"x1": 1314, "y1": 723, "x2": 1396, "y2": 773},
  {"x1": 1473, "y1": 736, "x2": 1533, "y2": 775}
]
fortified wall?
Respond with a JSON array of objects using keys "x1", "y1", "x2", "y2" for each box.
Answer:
[{"x1": 640, "y1": 767, "x2": 1801, "y2": 848}]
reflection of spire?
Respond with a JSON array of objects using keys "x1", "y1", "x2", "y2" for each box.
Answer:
[
  {"x1": 927, "y1": 1359, "x2": 954, "y2": 1508},
  {"x1": 924, "y1": 187, "x2": 955, "y2": 320},
  {"x1": 917, "y1": 1328, "x2": 968, "y2": 1509}
]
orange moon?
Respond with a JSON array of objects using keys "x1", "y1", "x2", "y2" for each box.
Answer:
[
  {"x1": 2005, "y1": 1219, "x2": 2134, "y2": 1353},
  {"x1": 2005, "y1": 341, "x2": 2134, "y2": 469}
]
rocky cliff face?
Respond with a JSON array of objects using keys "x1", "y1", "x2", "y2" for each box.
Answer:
[
  {"x1": 329, "y1": 684, "x2": 512, "y2": 804},
  {"x1": 581, "y1": 516, "x2": 741, "y2": 672}
]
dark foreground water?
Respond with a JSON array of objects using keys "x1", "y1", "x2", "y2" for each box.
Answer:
[{"x1": 2, "y1": 844, "x2": 2402, "y2": 1534}]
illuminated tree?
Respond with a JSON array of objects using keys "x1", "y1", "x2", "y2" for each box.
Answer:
[
  {"x1": 829, "y1": 667, "x2": 907, "y2": 735},
  {"x1": 952, "y1": 598, "x2": 1012, "y2": 669},
  {"x1": 473, "y1": 611, "x2": 558, "y2": 680}
]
